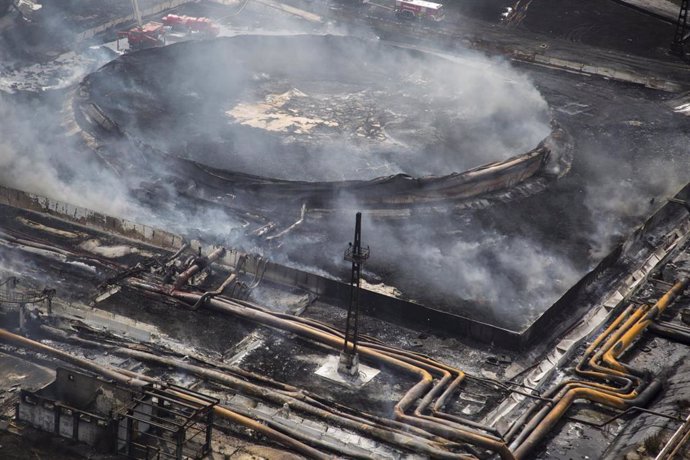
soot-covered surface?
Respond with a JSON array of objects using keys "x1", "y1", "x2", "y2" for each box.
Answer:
[{"x1": 83, "y1": 34, "x2": 550, "y2": 182}]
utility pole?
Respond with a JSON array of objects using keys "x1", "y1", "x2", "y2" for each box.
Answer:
[
  {"x1": 130, "y1": 0, "x2": 142, "y2": 27},
  {"x1": 672, "y1": 0, "x2": 690, "y2": 58},
  {"x1": 338, "y1": 212, "x2": 370, "y2": 377}
]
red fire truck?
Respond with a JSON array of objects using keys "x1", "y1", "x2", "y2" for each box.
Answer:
[
  {"x1": 117, "y1": 21, "x2": 166, "y2": 51},
  {"x1": 117, "y1": 0, "x2": 166, "y2": 52},
  {"x1": 394, "y1": 0, "x2": 445, "y2": 21}
]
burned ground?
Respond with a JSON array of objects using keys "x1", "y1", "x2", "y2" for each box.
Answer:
[{"x1": 2, "y1": 0, "x2": 690, "y2": 459}]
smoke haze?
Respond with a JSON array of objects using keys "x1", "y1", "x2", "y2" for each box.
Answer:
[{"x1": 1, "y1": 1, "x2": 689, "y2": 331}]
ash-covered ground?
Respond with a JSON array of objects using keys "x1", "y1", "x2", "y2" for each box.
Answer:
[{"x1": 1, "y1": 0, "x2": 689, "y2": 332}]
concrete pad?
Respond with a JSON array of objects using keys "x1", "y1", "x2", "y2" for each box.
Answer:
[{"x1": 314, "y1": 355, "x2": 379, "y2": 388}]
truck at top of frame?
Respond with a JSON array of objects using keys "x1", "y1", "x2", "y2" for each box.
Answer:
[{"x1": 394, "y1": 0, "x2": 445, "y2": 22}]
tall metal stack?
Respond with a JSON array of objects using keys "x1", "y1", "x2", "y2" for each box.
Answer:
[
  {"x1": 672, "y1": 0, "x2": 690, "y2": 58},
  {"x1": 338, "y1": 212, "x2": 370, "y2": 377}
]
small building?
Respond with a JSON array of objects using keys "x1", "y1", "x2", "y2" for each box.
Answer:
[{"x1": 16, "y1": 368, "x2": 217, "y2": 459}]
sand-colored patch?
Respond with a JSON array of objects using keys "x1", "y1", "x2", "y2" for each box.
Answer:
[
  {"x1": 79, "y1": 239, "x2": 153, "y2": 258},
  {"x1": 360, "y1": 279, "x2": 403, "y2": 298},
  {"x1": 17, "y1": 216, "x2": 82, "y2": 239},
  {"x1": 226, "y1": 89, "x2": 339, "y2": 134}
]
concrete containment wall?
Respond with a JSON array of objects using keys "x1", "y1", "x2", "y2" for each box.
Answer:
[
  {"x1": 0, "y1": 185, "x2": 183, "y2": 250},
  {"x1": 6, "y1": 180, "x2": 687, "y2": 349},
  {"x1": 248, "y1": 258, "x2": 524, "y2": 347},
  {"x1": 0, "y1": 184, "x2": 525, "y2": 346}
]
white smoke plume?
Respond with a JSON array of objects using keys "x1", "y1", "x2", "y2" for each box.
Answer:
[{"x1": 1, "y1": 0, "x2": 688, "y2": 333}]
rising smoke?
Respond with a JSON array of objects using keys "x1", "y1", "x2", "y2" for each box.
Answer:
[
  {"x1": 1, "y1": 2, "x2": 688, "y2": 332},
  {"x1": 0, "y1": 91, "x2": 139, "y2": 217},
  {"x1": 84, "y1": 34, "x2": 551, "y2": 181},
  {"x1": 578, "y1": 120, "x2": 689, "y2": 261},
  {"x1": 274, "y1": 209, "x2": 582, "y2": 330}
]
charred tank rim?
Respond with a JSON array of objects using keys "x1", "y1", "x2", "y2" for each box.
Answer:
[{"x1": 75, "y1": 34, "x2": 565, "y2": 209}]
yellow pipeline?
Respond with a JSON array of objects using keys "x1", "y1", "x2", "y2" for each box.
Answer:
[
  {"x1": 510, "y1": 303, "x2": 652, "y2": 449},
  {"x1": 579, "y1": 306, "x2": 647, "y2": 391},
  {"x1": 575, "y1": 305, "x2": 633, "y2": 373},
  {"x1": 0, "y1": 328, "x2": 147, "y2": 387},
  {"x1": 111, "y1": 281, "x2": 502, "y2": 458},
  {"x1": 176, "y1": 293, "x2": 511, "y2": 459},
  {"x1": 603, "y1": 279, "x2": 689, "y2": 372},
  {"x1": 365, "y1": 343, "x2": 511, "y2": 446},
  {"x1": 166, "y1": 385, "x2": 330, "y2": 459},
  {"x1": 574, "y1": 304, "x2": 641, "y2": 387},
  {"x1": 590, "y1": 306, "x2": 647, "y2": 369},
  {"x1": 578, "y1": 304, "x2": 635, "y2": 362},
  {"x1": 379, "y1": 348, "x2": 505, "y2": 437},
  {"x1": 512, "y1": 279, "x2": 688, "y2": 459},
  {"x1": 513, "y1": 385, "x2": 628, "y2": 459},
  {"x1": 0, "y1": 328, "x2": 329, "y2": 460},
  {"x1": 506, "y1": 305, "x2": 640, "y2": 445},
  {"x1": 111, "y1": 351, "x2": 471, "y2": 459}
]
